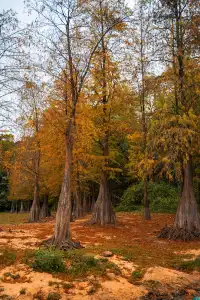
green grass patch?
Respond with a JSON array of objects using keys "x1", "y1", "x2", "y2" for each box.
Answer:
[
  {"x1": 175, "y1": 257, "x2": 200, "y2": 272},
  {"x1": 47, "y1": 293, "x2": 61, "y2": 300},
  {"x1": 26, "y1": 249, "x2": 66, "y2": 274}
]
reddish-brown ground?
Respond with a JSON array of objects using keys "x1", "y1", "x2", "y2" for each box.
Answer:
[
  {"x1": 2, "y1": 213, "x2": 200, "y2": 265},
  {"x1": 0, "y1": 213, "x2": 200, "y2": 299}
]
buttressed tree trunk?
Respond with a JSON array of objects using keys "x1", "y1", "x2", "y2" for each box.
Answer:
[
  {"x1": 90, "y1": 134, "x2": 116, "y2": 225},
  {"x1": 159, "y1": 157, "x2": 200, "y2": 240},
  {"x1": 48, "y1": 131, "x2": 81, "y2": 249},
  {"x1": 40, "y1": 195, "x2": 51, "y2": 218}
]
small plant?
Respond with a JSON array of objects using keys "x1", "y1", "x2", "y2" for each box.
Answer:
[
  {"x1": 176, "y1": 257, "x2": 200, "y2": 272},
  {"x1": 47, "y1": 292, "x2": 61, "y2": 300},
  {"x1": 19, "y1": 288, "x2": 26, "y2": 295},
  {"x1": 4, "y1": 273, "x2": 20, "y2": 280},
  {"x1": 0, "y1": 250, "x2": 16, "y2": 267},
  {"x1": 33, "y1": 289, "x2": 45, "y2": 300},
  {"x1": 28, "y1": 249, "x2": 66, "y2": 274},
  {"x1": 130, "y1": 270, "x2": 144, "y2": 283},
  {"x1": 62, "y1": 282, "x2": 73, "y2": 289}
]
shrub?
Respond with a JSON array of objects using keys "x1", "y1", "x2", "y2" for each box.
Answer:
[
  {"x1": 116, "y1": 182, "x2": 179, "y2": 213},
  {"x1": 29, "y1": 249, "x2": 66, "y2": 273},
  {"x1": 47, "y1": 293, "x2": 61, "y2": 300}
]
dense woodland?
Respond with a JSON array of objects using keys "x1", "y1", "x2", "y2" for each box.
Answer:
[{"x1": 0, "y1": 0, "x2": 200, "y2": 248}]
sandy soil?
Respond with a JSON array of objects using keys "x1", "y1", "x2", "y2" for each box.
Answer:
[{"x1": 0, "y1": 213, "x2": 200, "y2": 299}]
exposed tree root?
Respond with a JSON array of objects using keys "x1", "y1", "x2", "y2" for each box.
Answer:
[
  {"x1": 158, "y1": 225, "x2": 200, "y2": 241},
  {"x1": 43, "y1": 236, "x2": 83, "y2": 250}
]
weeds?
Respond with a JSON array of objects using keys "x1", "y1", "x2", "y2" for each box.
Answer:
[
  {"x1": 175, "y1": 257, "x2": 200, "y2": 272},
  {"x1": 47, "y1": 293, "x2": 61, "y2": 300}
]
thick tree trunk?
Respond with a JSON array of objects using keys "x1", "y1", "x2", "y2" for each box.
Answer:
[
  {"x1": 143, "y1": 178, "x2": 151, "y2": 220},
  {"x1": 90, "y1": 170, "x2": 116, "y2": 225},
  {"x1": 20, "y1": 201, "x2": 24, "y2": 213},
  {"x1": 175, "y1": 158, "x2": 200, "y2": 231},
  {"x1": 159, "y1": 158, "x2": 200, "y2": 240},
  {"x1": 40, "y1": 195, "x2": 51, "y2": 218},
  {"x1": 46, "y1": 134, "x2": 81, "y2": 250},
  {"x1": 15, "y1": 201, "x2": 18, "y2": 213},
  {"x1": 29, "y1": 176, "x2": 40, "y2": 222}
]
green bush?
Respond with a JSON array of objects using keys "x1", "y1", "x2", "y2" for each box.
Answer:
[
  {"x1": 30, "y1": 249, "x2": 66, "y2": 273},
  {"x1": 116, "y1": 182, "x2": 179, "y2": 213}
]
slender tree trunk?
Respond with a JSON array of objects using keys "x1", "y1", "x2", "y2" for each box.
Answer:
[
  {"x1": 29, "y1": 171, "x2": 40, "y2": 222},
  {"x1": 15, "y1": 201, "x2": 18, "y2": 213},
  {"x1": 139, "y1": 2, "x2": 151, "y2": 221},
  {"x1": 20, "y1": 201, "x2": 24, "y2": 213},
  {"x1": 73, "y1": 189, "x2": 83, "y2": 219},
  {"x1": 40, "y1": 195, "x2": 51, "y2": 218},
  {"x1": 10, "y1": 201, "x2": 15, "y2": 214},
  {"x1": 143, "y1": 178, "x2": 151, "y2": 220}
]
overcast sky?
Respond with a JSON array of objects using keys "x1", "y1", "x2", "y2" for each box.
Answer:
[{"x1": 1, "y1": 0, "x2": 133, "y2": 24}]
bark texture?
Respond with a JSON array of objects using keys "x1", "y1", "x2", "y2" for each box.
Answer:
[
  {"x1": 10, "y1": 201, "x2": 15, "y2": 213},
  {"x1": 29, "y1": 176, "x2": 40, "y2": 222},
  {"x1": 90, "y1": 170, "x2": 116, "y2": 226},
  {"x1": 40, "y1": 195, "x2": 51, "y2": 218},
  {"x1": 159, "y1": 158, "x2": 200, "y2": 241}
]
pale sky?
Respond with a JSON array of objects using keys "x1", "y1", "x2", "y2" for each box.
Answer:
[{"x1": 1, "y1": 0, "x2": 133, "y2": 24}]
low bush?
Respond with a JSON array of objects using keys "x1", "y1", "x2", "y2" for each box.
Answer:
[
  {"x1": 28, "y1": 249, "x2": 66, "y2": 273},
  {"x1": 116, "y1": 182, "x2": 179, "y2": 213}
]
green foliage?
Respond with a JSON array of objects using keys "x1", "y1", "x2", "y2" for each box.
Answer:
[
  {"x1": 116, "y1": 182, "x2": 179, "y2": 213},
  {"x1": 176, "y1": 257, "x2": 200, "y2": 272},
  {"x1": 28, "y1": 249, "x2": 66, "y2": 273},
  {"x1": 0, "y1": 249, "x2": 16, "y2": 266},
  {"x1": 47, "y1": 293, "x2": 61, "y2": 300},
  {"x1": 130, "y1": 270, "x2": 144, "y2": 282},
  {"x1": 19, "y1": 288, "x2": 26, "y2": 295},
  {"x1": 63, "y1": 251, "x2": 120, "y2": 278}
]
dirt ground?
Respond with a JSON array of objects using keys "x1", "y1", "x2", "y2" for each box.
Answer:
[{"x1": 0, "y1": 213, "x2": 200, "y2": 299}]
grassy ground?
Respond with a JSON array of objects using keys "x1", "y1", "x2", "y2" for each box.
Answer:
[{"x1": 0, "y1": 213, "x2": 29, "y2": 225}]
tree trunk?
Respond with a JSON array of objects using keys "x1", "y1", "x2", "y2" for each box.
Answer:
[
  {"x1": 90, "y1": 169, "x2": 116, "y2": 225},
  {"x1": 15, "y1": 201, "x2": 18, "y2": 213},
  {"x1": 29, "y1": 175, "x2": 40, "y2": 222},
  {"x1": 73, "y1": 189, "x2": 83, "y2": 219},
  {"x1": 47, "y1": 134, "x2": 81, "y2": 249},
  {"x1": 20, "y1": 201, "x2": 24, "y2": 213},
  {"x1": 175, "y1": 158, "x2": 200, "y2": 231},
  {"x1": 10, "y1": 201, "x2": 15, "y2": 214},
  {"x1": 159, "y1": 157, "x2": 200, "y2": 240},
  {"x1": 143, "y1": 178, "x2": 151, "y2": 220},
  {"x1": 29, "y1": 146, "x2": 40, "y2": 222},
  {"x1": 40, "y1": 195, "x2": 51, "y2": 218}
]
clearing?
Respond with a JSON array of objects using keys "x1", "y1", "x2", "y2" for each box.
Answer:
[{"x1": 0, "y1": 213, "x2": 199, "y2": 299}]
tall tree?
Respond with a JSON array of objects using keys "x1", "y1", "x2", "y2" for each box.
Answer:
[
  {"x1": 151, "y1": 0, "x2": 200, "y2": 240},
  {"x1": 27, "y1": 0, "x2": 127, "y2": 248}
]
